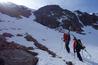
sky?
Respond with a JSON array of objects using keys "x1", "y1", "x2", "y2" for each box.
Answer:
[{"x1": 0, "y1": 0, "x2": 98, "y2": 13}]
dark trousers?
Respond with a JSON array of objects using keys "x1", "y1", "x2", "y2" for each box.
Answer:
[
  {"x1": 76, "y1": 50, "x2": 83, "y2": 62},
  {"x1": 65, "y1": 40, "x2": 70, "y2": 53}
]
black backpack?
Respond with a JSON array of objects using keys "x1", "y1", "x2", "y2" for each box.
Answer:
[{"x1": 76, "y1": 39, "x2": 85, "y2": 50}]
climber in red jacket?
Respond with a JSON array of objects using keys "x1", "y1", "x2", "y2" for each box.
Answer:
[
  {"x1": 73, "y1": 37, "x2": 85, "y2": 62},
  {"x1": 63, "y1": 31, "x2": 71, "y2": 53}
]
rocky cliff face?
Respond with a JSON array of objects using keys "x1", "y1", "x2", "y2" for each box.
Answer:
[
  {"x1": 34, "y1": 5, "x2": 82, "y2": 32},
  {"x1": 34, "y1": 5, "x2": 98, "y2": 33},
  {"x1": 74, "y1": 10, "x2": 98, "y2": 29}
]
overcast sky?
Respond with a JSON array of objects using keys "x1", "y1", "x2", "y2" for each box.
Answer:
[{"x1": 7, "y1": 0, "x2": 98, "y2": 13}]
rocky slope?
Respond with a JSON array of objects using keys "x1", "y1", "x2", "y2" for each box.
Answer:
[
  {"x1": 34, "y1": 5, "x2": 98, "y2": 33},
  {"x1": 74, "y1": 10, "x2": 98, "y2": 29},
  {"x1": 0, "y1": 2, "x2": 32, "y2": 18},
  {"x1": 0, "y1": 34, "x2": 38, "y2": 65}
]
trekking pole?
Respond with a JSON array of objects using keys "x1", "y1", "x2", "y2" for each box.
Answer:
[{"x1": 84, "y1": 49, "x2": 92, "y2": 58}]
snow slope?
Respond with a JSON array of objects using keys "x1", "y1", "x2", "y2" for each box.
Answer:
[{"x1": 0, "y1": 12, "x2": 98, "y2": 65}]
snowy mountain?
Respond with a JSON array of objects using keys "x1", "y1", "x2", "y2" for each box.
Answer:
[
  {"x1": 0, "y1": 3, "x2": 98, "y2": 65},
  {"x1": 34, "y1": 5, "x2": 98, "y2": 33}
]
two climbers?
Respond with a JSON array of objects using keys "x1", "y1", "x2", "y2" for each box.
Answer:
[{"x1": 63, "y1": 32, "x2": 85, "y2": 62}]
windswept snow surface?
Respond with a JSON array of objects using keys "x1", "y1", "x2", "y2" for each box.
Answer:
[{"x1": 0, "y1": 12, "x2": 98, "y2": 65}]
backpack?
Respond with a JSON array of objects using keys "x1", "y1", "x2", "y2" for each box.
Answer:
[{"x1": 76, "y1": 39, "x2": 85, "y2": 50}]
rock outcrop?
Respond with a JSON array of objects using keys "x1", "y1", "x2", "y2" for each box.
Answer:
[
  {"x1": 0, "y1": 34, "x2": 38, "y2": 65},
  {"x1": 0, "y1": 2, "x2": 32, "y2": 18},
  {"x1": 34, "y1": 5, "x2": 98, "y2": 33},
  {"x1": 34, "y1": 5, "x2": 83, "y2": 32},
  {"x1": 24, "y1": 34, "x2": 56, "y2": 57}
]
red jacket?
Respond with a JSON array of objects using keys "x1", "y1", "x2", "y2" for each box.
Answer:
[{"x1": 63, "y1": 33, "x2": 70, "y2": 42}]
